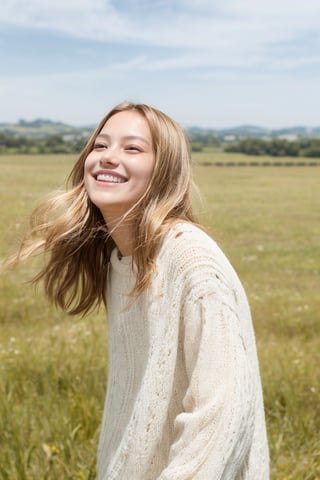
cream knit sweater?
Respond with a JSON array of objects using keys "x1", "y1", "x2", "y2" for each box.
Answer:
[{"x1": 97, "y1": 223, "x2": 269, "y2": 479}]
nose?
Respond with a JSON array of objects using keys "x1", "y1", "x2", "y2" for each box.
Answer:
[{"x1": 99, "y1": 147, "x2": 120, "y2": 167}]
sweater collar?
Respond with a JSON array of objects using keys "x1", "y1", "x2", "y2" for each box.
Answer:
[{"x1": 110, "y1": 248, "x2": 134, "y2": 276}]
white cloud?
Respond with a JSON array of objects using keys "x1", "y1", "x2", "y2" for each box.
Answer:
[
  {"x1": 1, "y1": 0, "x2": 320, "y2": 49},
  {"x1": 1, "y1": 0, "x2": 320, "y2": 126},
  {"x1": 1, "y1": 0, "x2": 129, "y2": 38},
  {"x1": 226, "y1": 0, "x2": 320, "y2": 16},
  {"x1": 0, "y1": 0, "x2": 319, "y2": 83}
]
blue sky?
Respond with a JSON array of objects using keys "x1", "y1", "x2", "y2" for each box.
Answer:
[{"x1": 1, "y1": 0, "x2": 320, "y2": 128}]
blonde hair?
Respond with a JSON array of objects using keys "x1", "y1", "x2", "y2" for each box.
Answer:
[{"x1": 10, "y1": 102, "x2": 199, "y2": 315}]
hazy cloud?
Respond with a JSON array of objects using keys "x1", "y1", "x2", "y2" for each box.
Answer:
[
  {"x1": 2, "y1": 0, "x2": 320, "y2": 51},
  {"x1": 1, "y1": 0, "x2": 320, "y2": 126}
]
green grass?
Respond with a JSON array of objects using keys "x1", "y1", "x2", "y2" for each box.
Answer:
[{"x1": 1, "y1": 153, "x2": 319, "y2": 479}]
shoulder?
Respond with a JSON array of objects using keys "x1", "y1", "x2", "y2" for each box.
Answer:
[
  {"x1": 168, "y1": 222, "x2": 214, "y2": 249},
  {"x1": 158, "y1": 222, "x2": 237, "y2": 287},
  {"x1": 157, "y1": 223, "x2": 251, "y2": 321},
  {"x1": 160, "y1": 222, "x2": 226, "y2": 265},
  {"x1": 161, "y1": 222, "x2": 214, "y2": 247}
]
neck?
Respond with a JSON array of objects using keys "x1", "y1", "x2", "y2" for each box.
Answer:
[{"x1": 105, "y1": 216, "x2": 134, "y2": 257}]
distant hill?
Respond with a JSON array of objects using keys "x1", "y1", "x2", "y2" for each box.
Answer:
[
  {"x1": 188, "y1": 125, "x2": 320, "y2": 140},
  {"x1": 0, "y1": 118, "x2": 319, "y2": 140},
  {"x1": 0, "y1": 119, "x2": 93, "y2": 139}
]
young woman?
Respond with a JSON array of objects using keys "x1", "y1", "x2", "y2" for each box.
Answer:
[{"x1": 12, "y1": 102, "x2": 269, "y2": 479}]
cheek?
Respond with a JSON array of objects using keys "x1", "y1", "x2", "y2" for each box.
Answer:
[
  {"x1": 146, "y1": 162, "x2": 156, "y2": 187},
  {"x1": 136, "y1": 167, "x2": 154, "y2": 200},
  {"x1": 136, "y1": 166, "x2": 153, "y2": 193},
  {"x1": 83, "y1": 157, "x2": 92, "y2": 184},
  {"x1": 140, "y1": 157, "x2": 155, "y2": 183},
  {"x1": 83, "y1": 155, "x2": 91, "y2": 172}
]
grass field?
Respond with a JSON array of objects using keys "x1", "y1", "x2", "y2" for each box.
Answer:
[{"x1": 0, "y1": 153, "x2": 319, "y2": 479}]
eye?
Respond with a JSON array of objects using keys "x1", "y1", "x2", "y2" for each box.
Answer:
[
  {"x1": 126, "y1": 145, "x2": 141, "y2": 152},
  {"x1": 93, "y1": 143, "x2": 107, "y2": 151}
]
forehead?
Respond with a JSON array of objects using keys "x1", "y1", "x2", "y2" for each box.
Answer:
[{"x1": 99, "y1": 110, "x2": 151, "y2": 138}]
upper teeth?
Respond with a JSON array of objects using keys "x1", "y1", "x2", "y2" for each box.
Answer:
[{"x1": 96, "y1": 174, "x2": 125, "y2": 183}]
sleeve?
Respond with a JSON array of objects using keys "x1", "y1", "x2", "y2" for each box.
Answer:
[{"x1": 157, "y1": 269, "x2": 256, "y2": 480}]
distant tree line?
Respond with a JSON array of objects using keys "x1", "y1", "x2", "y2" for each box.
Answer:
[
  {"x1": 188, "y1": 131, "x2": 221, "y2": 152},
  {"x1": 0, "y1": 133, "x2": 87, "y2": 154},
  {"x1": 1, "y1": 131, "x2": 320, "y2": 157},
  {"x1": 0, "y1": 130, "x2": 221, "y2": 154},
  {"x1": 224, "y1": 138, "x2": 320, "y2": 157}
]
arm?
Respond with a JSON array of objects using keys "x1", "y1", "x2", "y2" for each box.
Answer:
[{"x1": 158, "y1": 273, "x2": 256, "y2": 479}]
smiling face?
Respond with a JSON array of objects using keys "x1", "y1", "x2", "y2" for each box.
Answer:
[{"x1": 84, "y1": 110, "x2": 155, "y2": 224}]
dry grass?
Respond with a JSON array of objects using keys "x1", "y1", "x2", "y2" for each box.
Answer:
[{"x1": 1, "y1": 153, "x2": 319, "y2": 479}]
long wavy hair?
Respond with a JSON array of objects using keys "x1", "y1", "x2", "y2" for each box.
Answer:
[{"x1": 10, "y1": 102, "x2": 199, "y2": 315}]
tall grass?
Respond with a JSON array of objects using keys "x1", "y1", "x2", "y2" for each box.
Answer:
[{"x1": 1, "y1": 154, "x2": 319, "y2": 479}]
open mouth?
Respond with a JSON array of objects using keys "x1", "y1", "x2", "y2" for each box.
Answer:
[{"x1": 95, "y1": 173, "x2": 127, "y2": 183}]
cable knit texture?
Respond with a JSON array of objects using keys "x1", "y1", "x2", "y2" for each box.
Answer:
[{"x1": 97, "y1": 223, "x2": 269, "y2": 479}]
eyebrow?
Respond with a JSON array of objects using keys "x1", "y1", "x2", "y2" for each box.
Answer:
[{"x1": 96, "y1": 133, "x2": 151, "y2": 146}]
